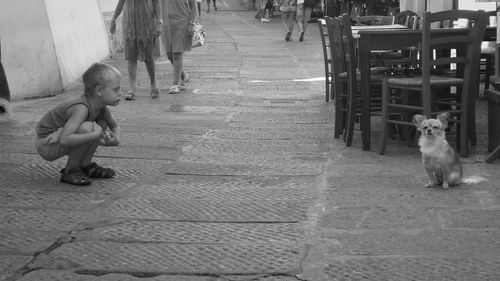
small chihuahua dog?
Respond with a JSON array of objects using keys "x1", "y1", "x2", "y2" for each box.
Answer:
[{"x1": 413, "y1": 112, "x2": 462, "y2": 189}]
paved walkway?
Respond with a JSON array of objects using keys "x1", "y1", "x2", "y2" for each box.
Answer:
[{"x1": 1, "y1": 2, "x2": 499, "y2": 280}]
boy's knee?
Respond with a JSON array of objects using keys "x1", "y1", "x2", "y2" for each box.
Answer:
[{"x1": 78, "y1": 121, "x2": 96, "y2": 134}]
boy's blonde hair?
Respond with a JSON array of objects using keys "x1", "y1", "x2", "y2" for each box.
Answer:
[{"x1": 83, "y1": 62, "x2": 121, "y2": 96}]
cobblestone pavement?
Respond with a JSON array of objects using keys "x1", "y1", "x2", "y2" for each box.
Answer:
[{"x1": 1, "y1": 1, "x2": 500, "y2": 280}]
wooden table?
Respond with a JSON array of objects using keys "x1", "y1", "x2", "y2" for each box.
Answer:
[{"x1": 356, "y1": 27, "x2": 496, "y2": 151}]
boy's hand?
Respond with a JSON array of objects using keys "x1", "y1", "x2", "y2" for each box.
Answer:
[
  {"x1": 99, "y1": 131, "x2": 119, "y2": 146},
  {"x1": 93, "y1": 122, "x2": 104, "y2": 138}
]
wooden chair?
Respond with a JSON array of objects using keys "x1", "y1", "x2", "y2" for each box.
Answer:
[
  {"x1": 339, "y1": 14, "x2": 386, "y2": 147},
  {"x1": 325, "y1": 16, "x2": 349, "y2": 138},
  {"x1": 480, "y1": 11, "x2": 496, "y2": 92},
  {"x1": 317, "y1": 19, "x2": 334, "y2": 102},
  {"x1": 356, "y1": 15, "x2": 394, "y2": 26},
  {"x1": 378, "y1": 10, "x2": 488, "y2": 156}
]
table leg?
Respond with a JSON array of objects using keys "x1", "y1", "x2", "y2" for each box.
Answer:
[{"x1": 358, "y1": 40, "x2": 371, "y2": 151}]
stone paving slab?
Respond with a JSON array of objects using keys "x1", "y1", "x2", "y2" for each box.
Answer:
[
  {"x1": 76, "y1": 221, "x2": 302, "y2": 244},
  {"x1": 192, "y1": 138, "x2": 329, "y2": 155},
  {"x1": 320, "y1": 229, "x2": 500, "y2": 256},
  {"x1": 104, "y1": 197, "x2": 310, "y2": 222},
  {"x1": 325, "y1": 184, "x2": 483, "y2": 208},
  {"x1": 322, "y1": 256, "x2": 500, "y2": 281},
  {"x1": 180, "y1": 151, "x2": 326, "y2": 167},
  {"x1": 440, "y1": 209, "x2": 500, "y2": 228},
  {"x1": 0, "y1": 230, "x2": 64, "y2": 255},
  {"x1": 18, "y1": 270, "x2": 212, "y2": 281},
  {"x1": 0, "y1": 209, "x2": 87, "y2": 231},
  {"x1": 46, "y1": 241, "x2": 303, "y2": 275},
  {"x1": 0, "y1": 188, "x2": 107, "y2": 209},
  {"x1": 319, "y1": 206, "x2": 443, "y2": 230},
  {"x1": 126, "y1": 182, "x2": 315, "y2": 201},
  {"x1": 0, "y1": 255, "x2": 32, "y2": 281},
  {"x1": 160, "y1": 161, "x2": 322, "y2": 176}
]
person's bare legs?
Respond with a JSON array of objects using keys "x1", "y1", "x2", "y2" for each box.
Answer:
[
  {"x1": 144, "y1": 59, "x2": 159, "y2": 97},
  {"x1": 282, "y1": 11, "x2": 295, "y2": 41},
  {"x1": 172, "y1": 52, "x2": 183, "y2": 86},
  {"x1": 127, "y1": 59, "x2": 138, "y2": 94}
]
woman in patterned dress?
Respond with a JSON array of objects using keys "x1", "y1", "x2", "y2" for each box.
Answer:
[
  {"x1": 161, "y1": 0, "x2": 198, "y2": 94},
  {"x1": 110, "y1": 0, "x2": 162, "y2": 100}
]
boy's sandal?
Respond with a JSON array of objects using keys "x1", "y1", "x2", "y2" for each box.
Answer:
[
  {"x1": 60, "y1": 168, "x2": 92, "y2": 186},
  {"x1": 80, "y1": 162, "x2": 116, "y2": 178},
  {"x1": 151, "y1": 88, "x2": 159, "y2": 99},
  {"x1": 125, "y1": 92, "x2": 135, "y2": 100}
]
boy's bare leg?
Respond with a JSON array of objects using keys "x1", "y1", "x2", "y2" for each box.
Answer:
[{"x1": 65, "y1": 122, "x2": 100, "y2": 171}]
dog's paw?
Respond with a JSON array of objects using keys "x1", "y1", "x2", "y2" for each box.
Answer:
[
  {"x1": 425, "y1": 182, "x2": 434, "y2": 188},
  {"x1": 442, "y1": 183, "x2": 450, "y2": 189}
]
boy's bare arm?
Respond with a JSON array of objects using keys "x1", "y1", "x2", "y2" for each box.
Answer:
[
  {"x1": 101, "y1": 109, "x2": 120, "y2": 146},
  {"x1": 59, "y1": 104, "x2": 102, "y2": 147}
]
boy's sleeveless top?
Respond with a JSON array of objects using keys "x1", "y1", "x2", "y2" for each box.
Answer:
[{"x1": 36, "y1": 96, "x2": 106, "y2": 138}]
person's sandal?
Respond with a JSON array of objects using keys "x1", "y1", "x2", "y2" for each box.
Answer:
[
  {"x1": 151, "y1": 88, "x2": 159, "y2": 99},
  {"x1": 80, "y1": 162, "x2": 116, "y2": 178},
  {"x1": 169, "y1": 85, "x2": 181, "y2": 94},
  {"x1": 60, "y1": 168, "x2": 92, "y2": 186},
  {"x1": 125, "y1": 92, "x2": 135, "y2": 100}
]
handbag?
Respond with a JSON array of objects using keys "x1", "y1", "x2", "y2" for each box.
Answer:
[{"x1": 191, "y1": 20, "x2": 206, "y2": 48}]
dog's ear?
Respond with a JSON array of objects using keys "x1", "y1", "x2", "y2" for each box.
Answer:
[
  {"x1": 413, "y1": 114, "x2": 426, "y2": 128},
  {"x1": 437, "y1": 112, "x2": 449, "y2": 129}
]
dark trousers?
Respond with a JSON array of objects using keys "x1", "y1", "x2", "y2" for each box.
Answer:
[{"x1": 207, "y1": 0, "x2": 216, "y2": 10}]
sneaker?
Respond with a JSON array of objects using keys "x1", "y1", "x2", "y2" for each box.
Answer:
[
  {"x1": 285, "y1": 32, "x2": 292, "y2": 41},
  {"x1": 260, "y1": 18, "x2": 270, "y2": 22}
]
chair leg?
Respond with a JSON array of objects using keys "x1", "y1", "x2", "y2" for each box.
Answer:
[
  {"x1": 344, "y1": 91, "x2": 356, "y2": 147},
  {"x1": 379, "y1": 80, "x2": 390, "y2": 154},
  {"x1": 325, "y1": 76, "x2": 330, "y2": 102},
  {"x1": 459, "y1": 110, "x2": 470, "y2": 157},
  {"x1": 334, "y1": 82, "x2": 345, "y2": 138}
]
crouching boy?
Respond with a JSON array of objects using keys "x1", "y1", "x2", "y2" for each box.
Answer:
[{"x1": 35, "y1": 62, "x2": 122, "y2": 186}]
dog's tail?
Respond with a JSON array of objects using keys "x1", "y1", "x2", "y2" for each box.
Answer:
[{"x1": 461, "y1": 175, "x2": 488, "y2": 185}]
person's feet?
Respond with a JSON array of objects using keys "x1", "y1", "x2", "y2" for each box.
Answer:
[
  {"x1": 169, "y1": 85, "x2": 186, "y2": 94},
  {"x1": 261, "y1": 18, "x2": 270, "y2": 22},
  {"x1": 150, "y1": 88, "x2": 159, "y2": 99},
  {"x1": 285, "y1": 32, "x2": 292, "y2": 41},
  {"x1": 125, "y1": 92, "x2": 135, "y2": 100},
  {"x1": 299, "y1": 31, "x2": 305, "y2": 42}
]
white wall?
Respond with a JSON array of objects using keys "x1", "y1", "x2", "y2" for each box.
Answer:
[
  {"x1": 98, "y1": 0, "x2": 119, "y2": 13},
  {"x1": 0, "y1": 0, "x2": 62, "y2": 99},
  {"x1": 0, "y1": 0, "x2": 110, "y2": 100},
  {"x1": 45, "y1": 0, "x2": 110, "y2": 87}
]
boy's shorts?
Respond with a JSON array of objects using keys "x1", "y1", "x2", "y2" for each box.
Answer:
[{"x1": 35, "y1": 128, "x2": 69, "y2": 161}]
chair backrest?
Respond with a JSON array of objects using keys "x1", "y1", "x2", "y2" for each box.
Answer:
[
  {"x1": 324, "y1": 16, "x2": 346, "y2": 79},
  {"x1": 317, "y1": 19, "x2": 332, "y2": 76},
  {"x1": 420, "y1": 9, "x2": 488, "y2": 114},
  {"x1": 356, "y1": 15, "x2": 394, "y2": 26},
  {"x1": 408, "y1": 15, "x2": 420, "y2": 30},
  {"x1": 339, "y1": 14, "x2": 359, "y2": 98}
]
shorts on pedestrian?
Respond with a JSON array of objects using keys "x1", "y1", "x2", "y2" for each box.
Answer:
[
  {"x1": 280, "y1": 4, "x2": 297, "y2": 12},
  {"x1": 296, "y1": 3, "x2": 304, "y2": 18},
  {"x1": 35, "y1": 129, "x2": 69, "y2": 161}
]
